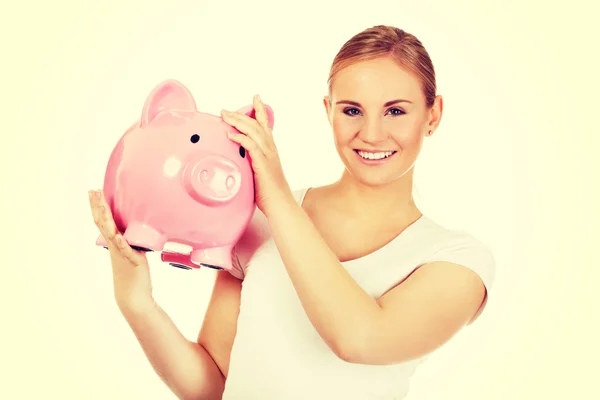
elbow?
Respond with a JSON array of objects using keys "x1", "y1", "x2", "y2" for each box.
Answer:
[
  {"x1": 328, "y1": 310, "x2": 382, "y2": 364},
  {"x1": 331, "y1": 332, "x2": 442, "y2": 366},
  {"x1": 176, "y1": 388, "x2": 223, "y2": 400},
  {"x1": 332, "y1": 345, "x2": 361, "y2": 364},
  {"x1": 329, "y1": 330, "x2": 369, "y2": 364}
]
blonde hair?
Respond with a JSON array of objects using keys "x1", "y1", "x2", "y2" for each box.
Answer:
[{"x1": 327, "y1": 25, "x2": 437, "y2": 107}]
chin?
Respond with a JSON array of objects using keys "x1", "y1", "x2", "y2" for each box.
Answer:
[
  {"x1": 348, "y1": 164, "x2": 414, "y2": 189},
  {"x1": 351, "y1": 170, "x2": 406, "y2": 188}
]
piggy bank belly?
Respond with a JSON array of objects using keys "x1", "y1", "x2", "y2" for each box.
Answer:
[{"x1": 108, "y1": 156, "x2": 254, "y2": 271}]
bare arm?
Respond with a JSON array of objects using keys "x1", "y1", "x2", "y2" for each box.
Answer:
[
  {"x1": 119, "y1": 271, "x2": 241, "y2": 400},
  {"x1": 89, "y1": 188, "x2": 243, "y2": 399},
  {"x1": 265, "y1": 195, "x2": 488, "y2": 365},
  {"x1": 197, "y1": 270, "x2": 242, "y2": 379}
]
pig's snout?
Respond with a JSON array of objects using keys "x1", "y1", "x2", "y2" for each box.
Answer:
[{"x1": 183, "y1": 155, "x2": 243, "y2": 206}]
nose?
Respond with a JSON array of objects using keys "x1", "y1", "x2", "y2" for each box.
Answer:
[
  {"x1": 183, "y1": 155, "x2": 242, "y2": 206},
  {"x1": 358, "y1": 117, "x2": 387, "y2": 143}
]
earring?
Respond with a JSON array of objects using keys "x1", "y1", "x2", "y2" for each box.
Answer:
[{"x1": 427, "y1": 130, "x2": 432, "y2": 136}]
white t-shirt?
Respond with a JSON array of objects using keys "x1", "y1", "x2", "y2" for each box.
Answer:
[{"x1": 222, "y1": 188, "x2": 496, "y2": 400}]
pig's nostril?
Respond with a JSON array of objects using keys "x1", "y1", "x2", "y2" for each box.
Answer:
[
  {"x1": 185, "y1": 155, "x2": 242, "y2": 205},
  {"x1": 200, "y1": 170, "x2": 209, "y2": 182},
  {"x1": 226, "y1": 176, "x2": 236, "y2": 189}
]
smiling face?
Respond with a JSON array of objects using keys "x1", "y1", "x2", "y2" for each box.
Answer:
[{"x1": 324, "y1": 56, "x2": 443, "y2": 187}]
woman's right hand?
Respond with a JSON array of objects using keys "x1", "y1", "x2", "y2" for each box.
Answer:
[{"x1": 89, "y1": 189, "x2": 154, "y2": 314}]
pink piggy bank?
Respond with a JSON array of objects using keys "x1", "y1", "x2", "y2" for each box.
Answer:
[{"x1": 96, "y1": 79, "x2": 274, "y2": 273}]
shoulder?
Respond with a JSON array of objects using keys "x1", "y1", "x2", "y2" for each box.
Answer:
[
  {"x1": 412, "y1": 217, "x2": 496, "y2": 291},
  {"x1": 409, "y1": 217, "x2": 497, "y2": 321},
  {"x1": 373, "y1": 216, "x2": 497, "y2": 324},
  {"x1": 428, "y1": 220, "x2": 496, "y2": 292},
  {"x1": 229, "y1": 187, "x2": 308, "y2": 279}
]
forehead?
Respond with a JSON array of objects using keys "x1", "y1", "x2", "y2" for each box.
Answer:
[{"x1": 331, "y1": 57, "x2": 422, "y2": 103}]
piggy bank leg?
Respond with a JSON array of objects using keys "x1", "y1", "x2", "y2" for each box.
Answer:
[
  {"x1": 122, "y1": 222, "x2": 167, "y2": 252},
  {"x1": 190, "y1": 247, "x2": 232, "y2": 271},
  {"x1": 160, "y1": 251, "x2": 198, "y2": 270},
  {"x1": 96, "y1": 234, "x2": 109, "y2": 249}
]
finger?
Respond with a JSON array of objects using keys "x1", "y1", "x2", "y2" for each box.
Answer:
[
  {"x1": 114, "y1": 233, "x2": 146, "y2": 267},
  {"x1": 221, "y1": 110, "x2": 269, "y2": 150},
  {"x1": 89, "y1": 190, "x2": 119, "y2": 245},
  {"x1": 252, "y1": 95, "x2": 276, "y2": 152},
  {"x1": 221, "y1": 110, "x2": 260, "y2": 134},
  {"x1": 89, "y1": 190, "x2": 109, "y2": 235},
  {"x1": 253, "y1": 95, "x2": 272, "y2": 134},
  {"x1": 227, "y1": 132, "x2": 263, "y2": 160},
  {"x1": 89, "y1": 190, "x2": 145, "y2": 263},
  {"x1": 95, "y1": 193, "x2": 142, "y2": 262},
  {"x1": 97, "y1": 193, "x2": 119, "y2": 243}
]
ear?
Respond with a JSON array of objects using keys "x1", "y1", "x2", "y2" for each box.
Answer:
[
  {"x1": 323, "y1": 95, "x2": 332, "y2": 125},
  {"x1": 427, "y1": 94, "x2": 443, "y2": 132},
  {"x1": 141, "y1": 79, "x2": 197, "y2": 125},
  {"x1": 235, "y1": 103, "x2": 275, "y2": 130}
]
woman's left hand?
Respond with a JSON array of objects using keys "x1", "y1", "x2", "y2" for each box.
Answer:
[{"x1": 221, "y1": 95, "x2": 293, "y2": 216}]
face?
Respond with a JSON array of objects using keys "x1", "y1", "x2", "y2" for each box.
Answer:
[{"x1": 324, "y1": 56, "x2": 442, "y2": 187}]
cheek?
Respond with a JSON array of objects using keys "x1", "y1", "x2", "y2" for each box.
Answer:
[
  {"x1": 385, "y1": 117, "x2": 424, "y2": 148},
  {"x1": 332, "y1": 114, "x2": 360, "y2": 143}
]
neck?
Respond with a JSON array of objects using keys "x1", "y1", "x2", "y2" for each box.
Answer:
[{"x1": 331, "y1": 168, "x2": 421, "y2": 221}]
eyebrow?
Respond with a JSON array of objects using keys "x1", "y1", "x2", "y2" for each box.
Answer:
[{"x1": 335, "y1": 99, "x2": 413, "y2": 107}]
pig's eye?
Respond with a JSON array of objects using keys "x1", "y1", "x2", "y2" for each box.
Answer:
[
  {"x1": 239, "y1": 146, "x2": 246, "y2": 158},
  {"x1": 190, "y1": 134, "x2": 200, "y2": 143}
]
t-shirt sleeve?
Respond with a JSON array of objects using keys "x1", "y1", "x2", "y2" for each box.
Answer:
[
  {"x1": 230, "y1": 207, "x2": 271, "y2": 280},
  {"x1": 426, "y1": 231, "x2": 497, "y2": 318},
  {"x1": 229, "y1": 188, "x2": 307, "y2": 280}
]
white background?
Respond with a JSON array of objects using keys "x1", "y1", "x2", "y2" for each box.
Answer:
[{"x1": 2, "y1": 0, "x2": 598, "y2": 398}]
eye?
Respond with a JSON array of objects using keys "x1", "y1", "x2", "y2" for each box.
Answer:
[
  {"x1": 190, "y1": 134, "x2": 200, "y2": 143},
  {"x1": 239, "y1": 146, "x2": 246, "y2": 158},
  {"x1": 343, "y1": 107, "x2": 361, "y2": 116},
  {"x1": 387, "y1": 107, "x2": 406, "y2": 116}
]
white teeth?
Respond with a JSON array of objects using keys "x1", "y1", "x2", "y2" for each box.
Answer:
[{"x1": 357, "y1": 150, "x2": 394, "y2": 160}]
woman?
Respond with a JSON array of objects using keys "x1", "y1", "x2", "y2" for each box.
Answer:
[{"x1": 89, "y1": 25, "x2": 495, "y2": 399}]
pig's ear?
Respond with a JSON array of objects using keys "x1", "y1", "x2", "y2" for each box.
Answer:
[
  {"x1": 141, "y1": 80, "x2": 197, "y2": 125},
  {"x1": 236, "y1": 103, "x2": 275, "y2": 130}
]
